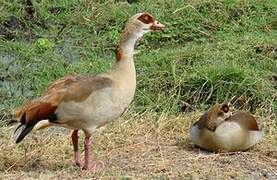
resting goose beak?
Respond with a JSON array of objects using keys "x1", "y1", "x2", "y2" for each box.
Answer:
[{"x1": 150, "y1": 20, "x2": 165, "y2": 31}]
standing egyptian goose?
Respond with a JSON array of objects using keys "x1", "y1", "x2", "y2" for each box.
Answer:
[
  {"x1": 190, "y1": 103, "x2": 263, "y2": 152},
  {"x1": 12, "y1": 13, "x2": 165, "y2": 170}
]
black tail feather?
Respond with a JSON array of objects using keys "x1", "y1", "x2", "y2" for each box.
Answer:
[{"x1": 14, "y1": 124, "x2": 35, "y2": 143}]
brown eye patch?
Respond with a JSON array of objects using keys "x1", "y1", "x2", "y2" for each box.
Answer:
[
  {"x1": 221, "y1": 104, "x2": 229, "y2": 113},
  {"x1": 137, "y1": 13, "x2": 154, "y2": 24}
]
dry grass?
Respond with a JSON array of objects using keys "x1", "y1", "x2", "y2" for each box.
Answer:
[{"x1": 0, "y1": 112, "x2": 276, "y2": 179}]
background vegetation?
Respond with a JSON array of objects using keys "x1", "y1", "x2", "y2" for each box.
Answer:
[
  {"x1": 1, "y1": 0, "x2": 276, "y2": 116},
  {"x1": 0, "y1": 0, "x2": 276, "y2": 178}
]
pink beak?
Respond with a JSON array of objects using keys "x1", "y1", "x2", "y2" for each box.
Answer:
[{"x1": 150, "y1": 20, "x2": 165, "y2": 31}]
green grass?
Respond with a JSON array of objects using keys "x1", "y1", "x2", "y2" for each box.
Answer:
[{"x1": 1, "y1": 0, "x2": 276, "y2": 116}]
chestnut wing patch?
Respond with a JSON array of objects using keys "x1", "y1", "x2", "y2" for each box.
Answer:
[
  {"x1": 14, "y1": 75, "x2": 113, "y2": 125},
  {"x1": 13, "y1": 75, "x2": 113, "y2": 143},
  {"x1": 20, "y1": 102, "x2": 57, "y2": 124}
]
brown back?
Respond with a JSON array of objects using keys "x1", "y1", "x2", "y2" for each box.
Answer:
[
  {"x1": 14, "y1": 75, "x2": 113, "y2": 125},
  {"x1": 197, "y1": 103, "x2": 230, "y2": 131},
  {"x1": 227, "y1": 112, "x2": 259, "y2": 130}
]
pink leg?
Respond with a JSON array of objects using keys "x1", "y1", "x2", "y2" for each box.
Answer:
[
  {"x1": 82, "y1": 134, "x2": 103, "y2": 171},
  {"x1": 71, "y1": 130, "x2": 82, "y2": 167},
  {"x1": 83, "y1": 135, "x2": 92, "y2": 170}
]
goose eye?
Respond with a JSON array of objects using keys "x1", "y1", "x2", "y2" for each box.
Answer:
[{"x1": 221, "y1": 104, "x2": 229, "y2": 113}]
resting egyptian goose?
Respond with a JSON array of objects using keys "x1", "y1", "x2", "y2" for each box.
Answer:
[
  {"x1": 190, "y1": 103, "x2": 263, "y2": 152},
  {"x1": 12, "y1": 13, "x2": 165, "y2": 170}
]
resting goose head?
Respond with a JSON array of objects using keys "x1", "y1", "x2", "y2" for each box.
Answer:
[{"x1": 198, "y1": 103, "x2": 232, "y2": 131}]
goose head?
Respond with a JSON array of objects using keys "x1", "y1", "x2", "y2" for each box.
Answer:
[
  {"x1": 123, "y1": 13, "x2": 165, "y2": 39},
  {"x1": 116, "y1": 13, "x2": 165, "y2": 60},
  {"x1": 211, "y1": 103, "x2": 231, "y2": 120},
  {"x1": 197, "y1": 103, "x2": 232, "y2": 131},
  {"x1": 207, "y1": 103, "x2": 232, "y2": 130}
]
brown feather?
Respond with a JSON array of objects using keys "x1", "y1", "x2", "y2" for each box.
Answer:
[
  {"x1": 116, "y1": 48, "x2": 123, "y2": 61},
  {"x1": 62, "y1": 76, "x2": 113, "y2": 102},
  {"x1": 227, "y1": 112, "x2": 259, "y2": 130},
  {"x1": 137, "y1": 13, "x2": 154, "y2": 24},
  {"x1": 24, "y1": 102, "x2": 57, "y2": 124},
  {"x1": 14, "y1": 75, "x2": 113, "y2": 126},
  {"x1": 44, "y1": 75, "x2": 78, "y2": 94},
  {"x1": 196, "y1": 112, "x2": 208, "y2": 129},
  {"x1": 196, "y1": 104, "x2": 230, "y2": 131},
  {"x1": 15, "y1": 101, "x2": 57, "y2": 125}
]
